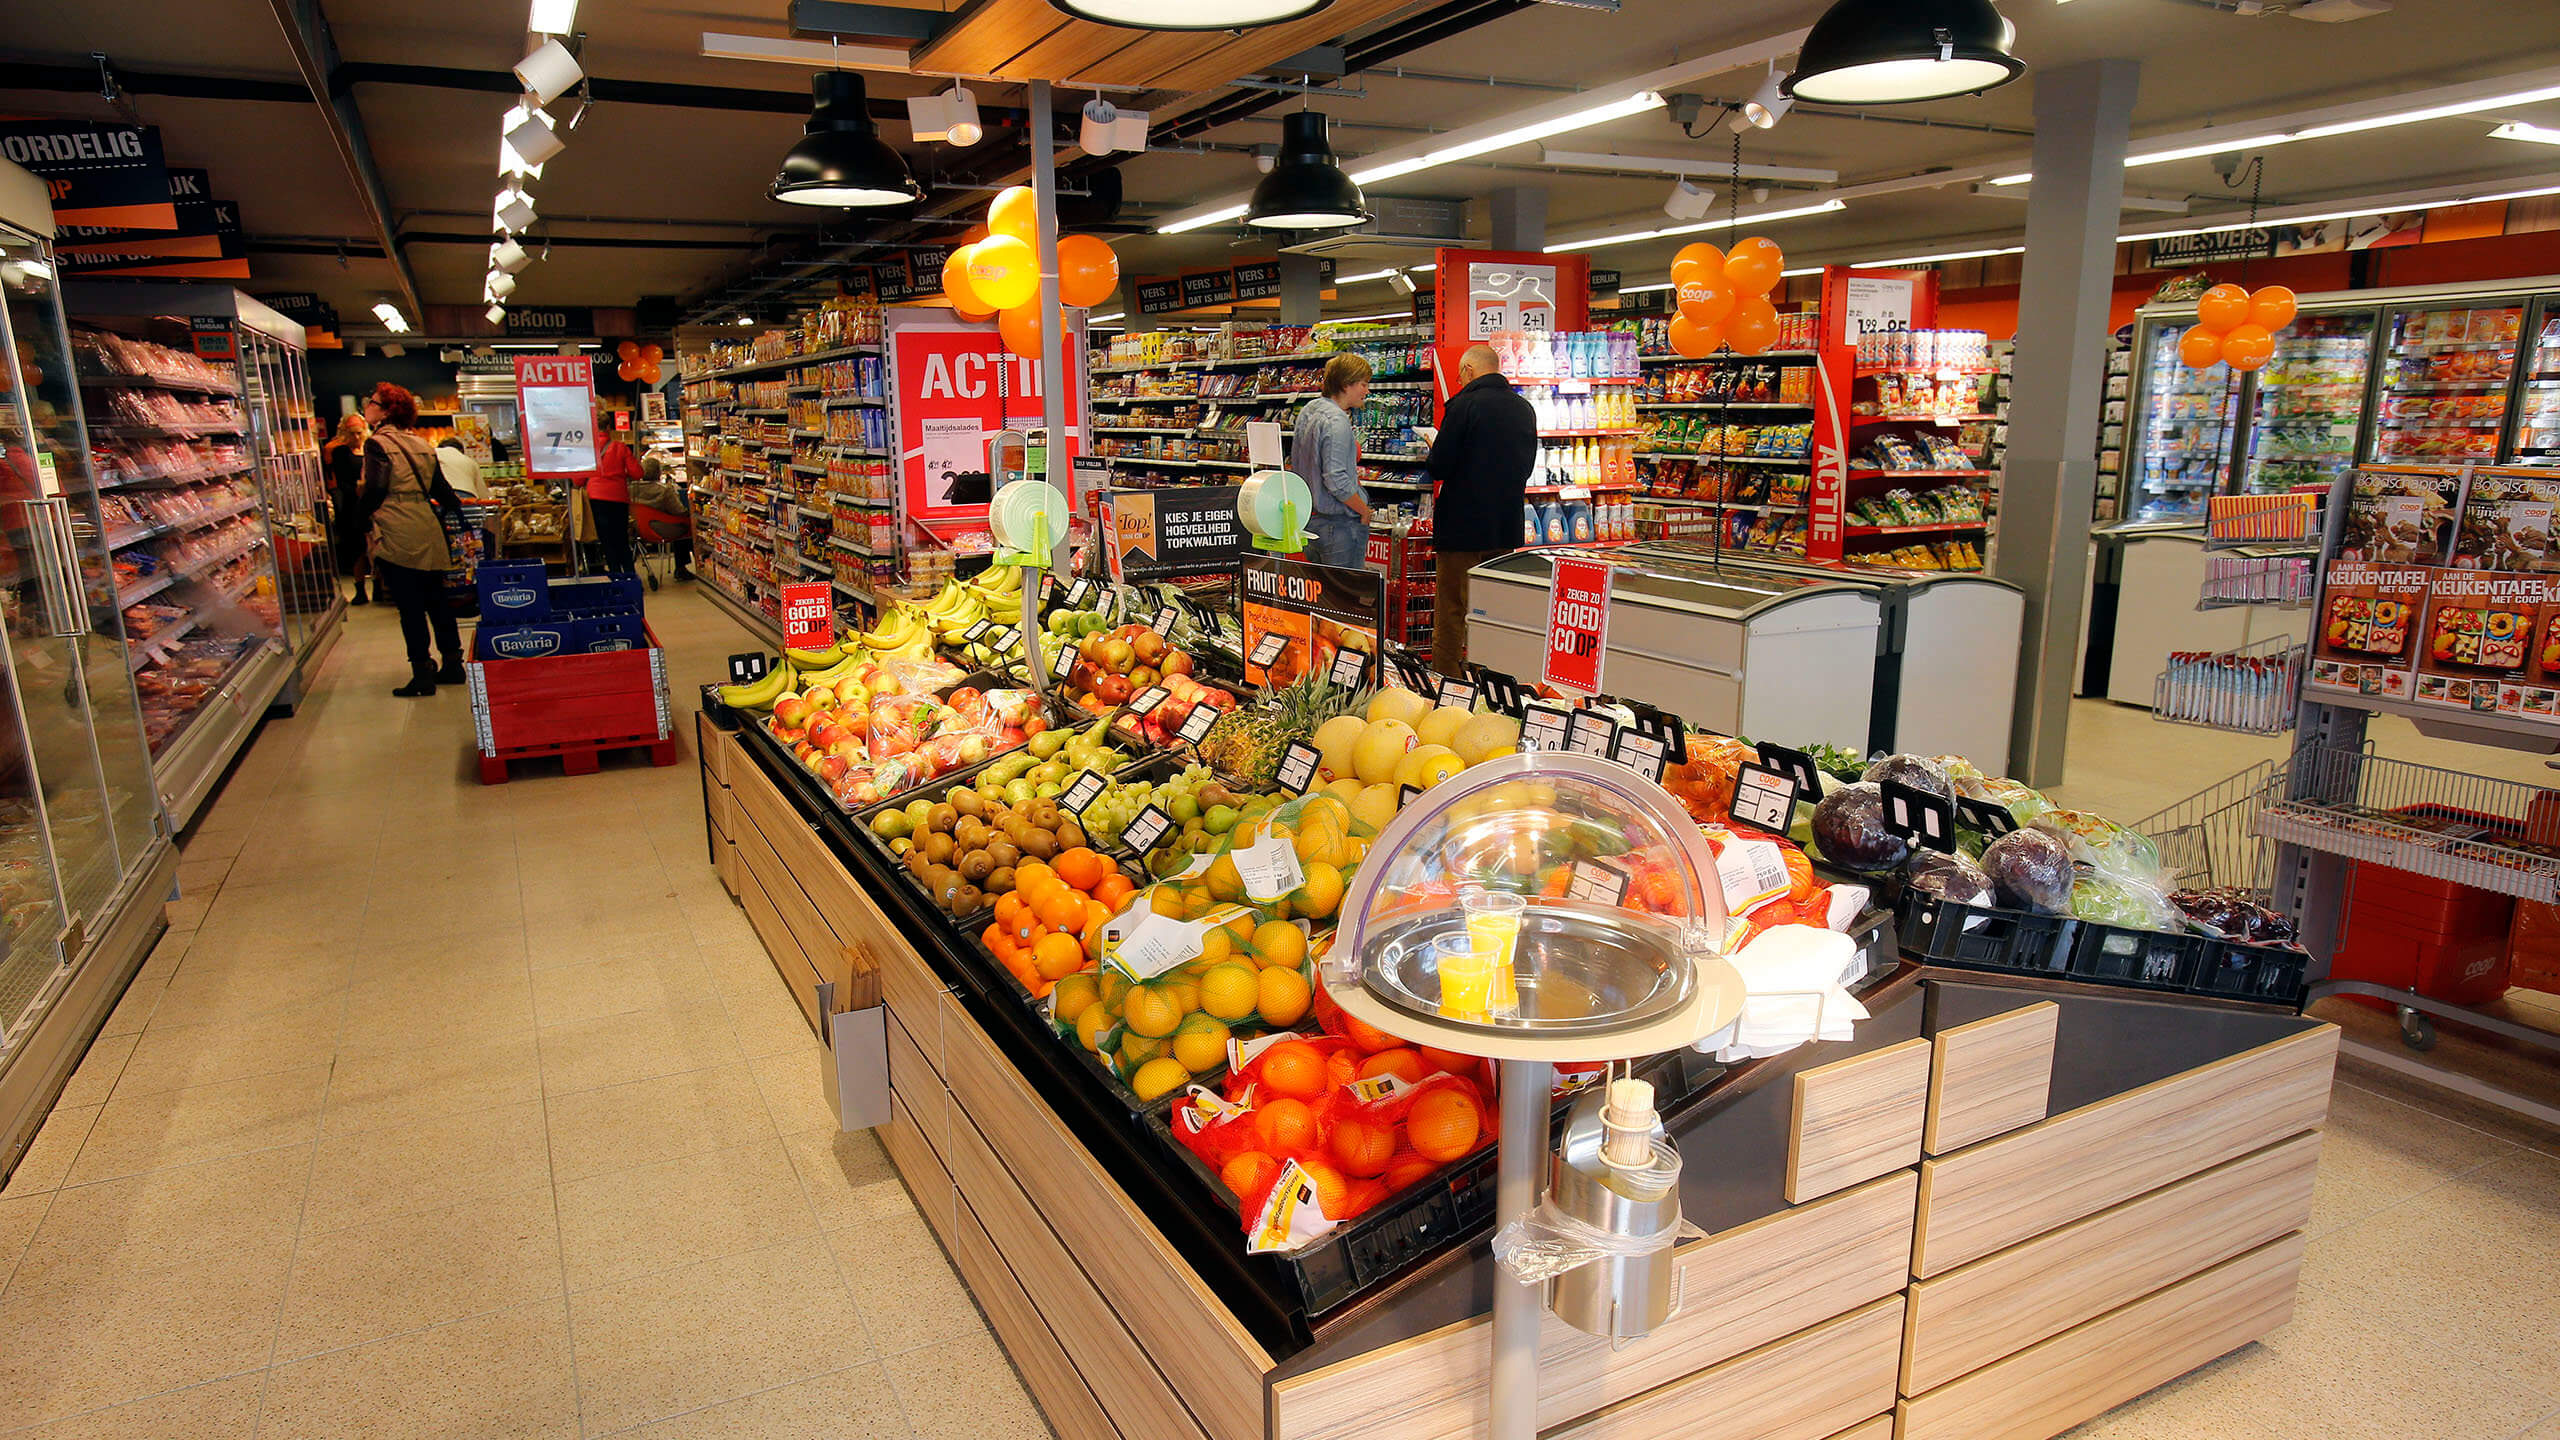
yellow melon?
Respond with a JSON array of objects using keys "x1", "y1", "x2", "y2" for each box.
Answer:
[
  {"x1": 1313, "y1": 714, "x2": 1368, "y2": 783},
  {"x1": 1414, "y1": 705, "x2": 1473, "y2": 751},
  {"x1": 1351, "y1": 720, "x2": 1417, "y2": 785},
  {"x1": 1351, "y1": 783, "x2": 1401, "y2": 832},
  {"x1": 1364, "y1": 687, "x2": 1430, "y2": 728},
  {"x1": 1452, "y1": 712, "x2": 1523, "y2": 765}
]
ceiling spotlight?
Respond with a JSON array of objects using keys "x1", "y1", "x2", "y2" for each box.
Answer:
[
  {"x1": 1081, "y1": 97, "x2": 1119, "y2": 155},
  {"x1": 382, "y1": 343, "x2": 405, "y2": 358},
  {"x1": 1664, "y1": 178, "x2": 1713, "y2": 220},
  {"x1": 527, "y1": 0, "x2": 577, "y2": 35},
  {"x1": 1733, "y1": 65, "x2": 1793, "y2": 130},
  {"x1": 495, "y1": 185, "x2": 538, "y2": 232},
  {"x1": 736, "y1": 315, "x2": 755, "y2": 326},
  {"x1": 1387, "y1": 270, "x2": 1416, "y2": 297},
  {"x1": 771, "y1": 72, "x2": 922, "y2": 208},
  {"x1": 487, "y1": 271, "x2": 519, "y2": 300},
  {"x1": 1784, "y1": 0, "x2": 2026, "y2": 105},
  {"x1": 504, "y1": 104, "x2": 565, "y2": 166},
  {"x1": 1246, "y1": 111, "x2": 1368, "y2": 230},
  {"x1": 1252, "y1": 143, "x2": 1277, "y2": 173},
  {"x1": 516, "y1": 37, "x2": 582, "y2": 105},
  {"x1": 492, "y1": 236, "x2": 531, "y2": 274},
  {"x1": 1751, "y1": 184, "x2": 1773, "y2": 204},
  {"x1": 909, "y1": 86, "x2": 984, "y2": 147},
  {"x1": 499, "y1": 132, "x2": 543, "y2": 180},
  {"x1": 487, "y1": 303, "x2": 508, "y2": 324}
]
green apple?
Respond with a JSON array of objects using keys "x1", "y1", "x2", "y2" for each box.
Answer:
[{"x1": 1167, "y1": 793, "x2": 1200, "y2": 824}]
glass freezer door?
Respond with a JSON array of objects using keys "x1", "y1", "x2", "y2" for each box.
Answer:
[
  {"x1": 2239, "y1": 309, "x2": 2375, "y2": 494},
  {"x1": 2368, "y1": 300, "x2": 2524, "y2": 465},
  {"x1": 2127, "y1": 316, "x2": 2243, "y2": 520},
  {"x1": 2508, "y1": 295, "x2": 2560, "y2": 467}
]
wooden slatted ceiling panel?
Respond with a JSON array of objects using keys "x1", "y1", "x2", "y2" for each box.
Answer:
[
  {"x1": 914, "y1": 0, "x2": 1075, "y2": 77},
  {"x1": 918, "y1": 0, "x2": 1422, "y2": 91},
  {"x1": 1066, "y1": 30, "x2": 1236, "y2": 87},
  {"x1": 1140, "y1": 0, "x2": 1420, "y2": 93},
  {"x1": 995, "y1": 23, "x2": 1155, "y2": 81}
]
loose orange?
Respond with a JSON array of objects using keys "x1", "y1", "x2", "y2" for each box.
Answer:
[
  {"x1": 993, "y1": 893, "x2": 1027, "y2": 930},
  {"x1": 1093, "y1": 874, "x2": 1135, "y2": 909},
  {"x1": 1407, "y1": 1088, "x2": 1483, "y2": 1163},
  {"x1": 1054, "y1": 846, "x2": 1107, "y2": 893},
  {"x1": 1031, "y1": 932, "x2": 1085, "y2": 982},
  {"x1": 1328, "y1": 1118, "x2": 1395, "y2": 1177},
  {"x1": 1256, "y1": 1041, "x2": 1329, "y2": 1100},
  {"x1": 1357, "y1": 1049, "x2": 1430, "y2": 1086},
  {"x1": 1257, "y1": 1097, "x2": 1317, "y2": 1153},
  {"x1": 1035, "y1": 886, "x2": 1087, "y2": 933},
  {"x1": 1221, "y1": 1151, "x2": 1282, "y2": 1200},
  {"x1": 1013, "y1": 861, "x2": 1054, "y2": 891}
]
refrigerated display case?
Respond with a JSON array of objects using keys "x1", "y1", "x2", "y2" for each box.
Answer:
[
  {"x1": 2509, "y1": 297, "x2": 2560, "y2": 466},
  {"x1": 2124, "y1": 319, "x2": 2244, "y2": 520},
  {"x1": 0, "y1": 161, "x2": 177, "y2": 1180},
  {"x1": 2241, "y1": 310, "x2": 2375, "y2": 493},
  {"x1": 2368, "y1": 298, "x2": 2523, "y2": 465}
]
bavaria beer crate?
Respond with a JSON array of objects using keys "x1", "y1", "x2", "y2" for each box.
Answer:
[{"x1": 467, "y1": 622, "x2": 679, "y2": 783}]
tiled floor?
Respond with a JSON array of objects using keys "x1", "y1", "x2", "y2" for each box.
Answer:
[{"x1": 0, "y1": 591, "x2": 2554, "y2": 1439}]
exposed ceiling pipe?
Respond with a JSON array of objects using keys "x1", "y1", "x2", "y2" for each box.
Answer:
[{"x1": 265, "y1": 0, "x2": 421, "y2": 316}]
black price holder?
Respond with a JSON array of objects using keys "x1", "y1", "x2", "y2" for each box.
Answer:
[
  {"x1": 1150, "y1": 603, "x2": 1180, "y2": 636},
  {"x1": 963, "y1": 619, "x2": 993, "y2": 644},
  {"x1": 727, "y1": 652, "x2": 769, "y2": 684},
  {"x1": 1177, "y1": 704, "x2": 1220, "y2": 744},
  {"x1": 1433, "y1": 676, "x2": 1478, "y2": 711},
  {"x1": 1390, "y1": 648, "x2": 1436, "y2": 693},
  {"x1": 1729, "y1": 761, "x2": 1801, "y2": 836},
  {"x1": 1060, "y1": 770, "x2": 1108, "y2": 815},
  {"x1": 1879, "y1": 780, "x2": 1958, "y2": 854},
  {"x1": 1275, "y1": 741, "x2": 1321, "y2": 794},
  {"x1": 1607, "y1": 727, "x2": 1670, "y2": 783},
  {"x1": 1329, "y1": 646, "x2": 1370, "y2": 687},
  {"x1": 1467, "y1": 665, "x2": 1526, "y2": 717},
  {"x1": 1565, "y1": 858, "x2": 1632, "y2": 905},
  {"x1": 1122, "y1": 804, "x2": 1173, "y2": 855},
  {"x1": 1065, "y1": 578, "x2": 1098, "y2": 609},
  {"x1": 1127, "y1": 686, "x2": 1170, "y2": 717},
  {"x1": 1954, "y1": 797, "x2": 2020, "y2": 838},
  {"x1": 1250, "y1": 633, "x2": 1290, "y2": 668},
  {"x1": 1629, "y1": 703, "x2": 1686, "y2": 758},
  {"x1": 991, "y1": 627, "x2": 1023, "y2": 655},
  {"x1": 1753, "y1": 741, "x2": 1825, "y2": 797},
  {"x1": 1520, "y1": 700, "x2": 1573, "y2": 752},
  {"x1": 1566, "y1": 708, "x2": 1619, "y2": 759}
]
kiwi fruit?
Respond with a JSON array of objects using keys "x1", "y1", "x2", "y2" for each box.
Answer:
[
  {"x1": 958, "y1": 850, "x2": 994, "y2": 883},
  {"x1": 984, "y1": 838, "x2": 1020, "y2": 871},
  {"x1": 954, "y1": 817, "x2": 990, "y2": 852},
  {"x1": 985, "y1": 865, "x2": 1016, "y2": 895},
  {"x1": 904, "y1": 850, "x2": 932, "y2": 880},
  {"x1": 926, "y1": 802, "x2": 958, "y2": 834},
  {"x1": 920, "y1": 832, "x2": 956, "y2": 866},
  {"x1": 1055, "y1": 821, "x2": 1086, "y2": 851},
  {"x1": 1019, "y1": 829, "x2": 1057, "y2": 861},
  {"x1": 952, "y1": 883, "x2": 984, "y2": 913},
  {"x1": 951, "y1": 789, "x2": 984, "y2": 818}
]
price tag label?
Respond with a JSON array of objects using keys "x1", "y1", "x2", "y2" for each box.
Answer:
[
  {"x1": 1754, "y1": 741, "x2": 1826, "y2": 797},
  {"x1": 1329, "y1": 646, "x2": 1370, "y2": 687},
  {"x1": 728, "y1": 652, "x2": 769, "y2": 684},
  {"x1": 1177, "y1": 704, "x2": 1221, "y2": 744},
  {"x1": 1879, "y1": 780, "x2": 1958, "y2": 854},
  {"x1": 1065, "y1": 578, "x2": 1097, "y2": 609},
  {"x1": 1127, "y1": 686, "x2": 1170, "y2": 716},
  {"x1": 963, "y1": 619, "x2": 993, "y2": 644},
  {"x1": 1566, "y1": 859, "x2": 1632, "y2": 905},
  {"x1": 1275, "y1": 741, "x2": 1321, "y2": 794},
  {"x1": 1520, "y1": 700, "x2": 1572, "y2": 752},
  {"x1": 1122, "y1": 803, "x2": 1174, "y2": 855},
  {"x1": 1566, "y1": 709, "x2": 1618, "y2": 758},
  {"x1": 1251, "y1": 633, "x2": 1290, "y2": 667},
  {"x1": 1954, "y1": 796, "x2": 2019, "y2": 837},
  {"x1": 1061, "y1": 770, "x2": 1108, "y2": 815},
  {"x1": 1151, "y1": 603, "x2": 1180, "y2": 636},
  {"x1": 1434, "y1": 677, "x2": 1477, "y2": 711},
  {"x1": 1040, "y1": 574, "x2": 1060, "y2": 606},
  {"x1": 1607, "y1": 727, "x2": 1669, "y2": 782},
  {"x1": 992, "y1": 627, "x2": 1022, "y2": 655},
  {"x1": 1730, "y1": 762, "x2": 1800, "y2": 836}
]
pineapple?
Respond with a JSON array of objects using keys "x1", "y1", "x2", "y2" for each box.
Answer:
[{"x1": 1207, "y1": 668, "x2": 1370, "y2": 788}]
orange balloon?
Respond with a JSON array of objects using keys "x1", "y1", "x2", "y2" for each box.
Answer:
[
  {"x1": 968, "y1": 234, "x2": 1039, "y2": 310},
  {"x1": 639, "y1": 359, "x2": 663, "y2": 384},
  {"x1": 2248, "y1": 285, "x2": 2297, "y2": 333},
  {"x1": 640, "y1": 343, "x2": 662, "y2": 363},
  {"x1": 1724, "y1": 296, "x2": 1780, "y2": 355},
  {"x1": 942, "y1": 246, "x2": 995, "y2": 319},
  {"x1": 616, "y1": 340, "x2": 640, "y2": 363},
  {"x1": 2195, "y1": 283, "x2": 2250, "y2": 333},
  {"x1": 987, "y1": 185, "x2": 1039, "y2": 245},
  {"x1": 2219, "y1": 323, "x2": 2275, "y2": 372},
  {"x1": 2178, "y1": 326, "x2": 2226, "y2": 370},
  {"x1": 1670, "y1": 242, "x2": 1725, "y2": 287},
  {"x1": 998, "y1": 301, "x2": 1046, "y2": 360},
  {"x1": 1724, "y1": 237, "x2": 1785, "y2": 295},
  {"x1": 1056, "y1": 233, "x2": 1120, "y2": 309},
  {"x1": 1676, "y1": 277, "x2": 1735, "y2": 329},
  {"x1": 1667, "y1": 313, "x2": 1722, "y2": 358}
]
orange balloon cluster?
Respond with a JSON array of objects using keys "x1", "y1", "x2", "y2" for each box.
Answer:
[
  {"x1": 940, "y1": 185, "x2": 1121, "y2": 358},
  {"x1": 1665, "y1": 236, "x2": 1787, "y2": 358},
  {"x1": 2180, "y1": 283, "x2": 2296, "y2": 372},
  {"x1": 615, "y1": 340, "x2": 664, "y2": 385}
]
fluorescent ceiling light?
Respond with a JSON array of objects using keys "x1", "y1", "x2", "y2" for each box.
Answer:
[
  {"x1": 1619, "y1": 281, "x2": 1674, "y2": 294},
  {"x1": 1092, "y1": 311, "x2": 1125, "y2": 323},
  {"x1": 1159, "y1": 202, "x2": 1247, "y2": 235},
  {"x1": 1331, "y1": 311, "x2": 1415, "y2": 323},
  {"x1": 1348, "y1": 90, "x2": 1665, "y2": 186},
  {"x1": 1851, "y1": 245, "x2": 2023, "y2": 267},
  {"x1": 1538, "y1": 149, "x2": 1839, "y2": 183},
  {"x1": 2491, "y1": 121, "x2": 2560, "y2": 147},
  {"x1": 372, "y1": 300, "x2": 409, "y2": 333},
  {"x1": 528, "y1": 0, "x2": 577, "y2": 35},
  {"x1": 2295, "y1": 82, "x2": 2560, "y2": 139},
  {"x1": 1780, "y1": 266, "x2": 1822, "y2": 276},
  {"x1": 2123, "y1": 182, "x2": 2560, "y2": 242},
  {"x1": 1544, "y1": 196, "x2": 1846, "y2": 253}
]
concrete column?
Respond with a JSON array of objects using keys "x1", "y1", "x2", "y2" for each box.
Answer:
[
  {"x1": 1490, "y1": 186, "x2": 1547, "y2": 251},
  {"x1": 1995, "y1": 58, "x2": 2139, "y2": 786},
  {"x1": 1279, "y1": 253, "x2": 1323, "y2": 325}
]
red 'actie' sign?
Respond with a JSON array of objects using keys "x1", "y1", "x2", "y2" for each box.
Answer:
[
  {"x1": 1543, "y1": 556, "x2": 1611, "y2": 695},
  {"x1": 781, "y1": 581, "x2": 835, "y2": 650}
]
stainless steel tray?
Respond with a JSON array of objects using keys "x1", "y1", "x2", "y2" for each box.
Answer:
[{"x1": 1361, "y1": 901, "x2": 1698, "y2": 1035}]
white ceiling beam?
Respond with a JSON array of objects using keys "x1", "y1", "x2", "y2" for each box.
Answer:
[
  {"x1": 1537, "y1": 148, "x2": 1839, "y2": 183},
  {"x1": 699, "y1": 31, "x2": 914, "y2": 74}
]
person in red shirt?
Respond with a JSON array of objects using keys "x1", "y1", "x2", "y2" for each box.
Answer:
[{"x1": 581, "y1": 404, "x2": 641, "y2": 575}]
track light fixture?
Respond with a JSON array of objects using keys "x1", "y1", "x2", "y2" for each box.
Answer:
[
  {"x1": 1733, "y1": 65, "x2": 1792, "y2": 130},
  {"x1": 1664, "y1": 178, "x2": 1713, "y2": 220},
  {"x1": 1081, "y1": 97, "x2": 1118, "y2": 155},
  {"x1": 487, "y1": 303, "x2": 508, "y2": 324},
  {"x1": 907, "y1": 87, "x2": 984, "y2": 147},
  {"x1": 487, "y1": 271, "x2": 519, "y2": 301},
  {"x1": 492, "y1": 236, "x2": 530, "y2": 274},
  {"x1": 504, "y1": 104, "x2": 564, "y2": 166},
  {"x1": 515, "y1": 37, "x2": 582, "y2": 106},
  {"x1": 1387, "y1": 270, "x2": 1416, "y2": 297},
  {"x1": 495, "y1": 185, "x2": 537, "y2": 233}
]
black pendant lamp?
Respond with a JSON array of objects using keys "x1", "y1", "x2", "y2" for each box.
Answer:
[
  {"x1": 771, "y1": 72, "x2": 923, "y2": 208},
  {"x1": 1246, "y1": 112, "x2": 1369, "y2": 231},
  {"x1": 1050, "y1": 0, "x2": 1328, "y2": 31},
  {"x1": 1782, "y1": 0, "x2": 2025, "y2": 105}
]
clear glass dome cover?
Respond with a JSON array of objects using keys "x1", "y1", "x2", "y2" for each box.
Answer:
[{"x1": 1333, "y1": 753, "x2": 1731, "y2": 1035}]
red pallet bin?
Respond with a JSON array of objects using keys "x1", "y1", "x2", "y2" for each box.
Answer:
[
  {"x1": 2329, "y1": 860, "x2": 2514, "y2": 1007},
  {"x1": 466, "y1": 623, "x2": 679, "y2": 783}
]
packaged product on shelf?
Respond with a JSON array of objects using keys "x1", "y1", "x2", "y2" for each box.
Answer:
[
  {"x1": 2410, "y1": 569, "x2": 2548, "y2": 715},
  {"x1": 2337, "y1": 466, "x2": 2462, "y2": 564},
  {"x1": 2308, "y1": 561, "x2": 2432, "y2": 699},
  {"x1": 2449, "y1": 469, "x2": 2560, "y2": 573}
]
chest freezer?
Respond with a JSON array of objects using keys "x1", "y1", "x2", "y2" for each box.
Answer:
[{"x1": 1463, "y1": 546, "x2": 1882, "y2": 756}]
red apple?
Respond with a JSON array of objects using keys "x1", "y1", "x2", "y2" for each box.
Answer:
[
  {"x1": 772, "y1": 695, "x2": 814, "y2": 728},
  {"x1": 1163, "y1": 651, "x2": 1194, "y2": 677}
]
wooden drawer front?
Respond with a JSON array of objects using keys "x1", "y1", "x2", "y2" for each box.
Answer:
[
  {"x1": 1925, "y1": 1002, "x2": 2055, "y2": 1156},
  {"x1": 727, "y1": 749, "x2": 887, "y2": 1011},
  {"x1": 879, "y1": 1090, "x2": 956, "y2": 1250},
  {"x1": 945, "y1": 1106, "x2": 1211, "y2": 1440},
  {"x1": 1827, "y1": 1419, "x2": 1893, "y2": 1440},
  {"x1": 950, "y1": 1199, "x2": 1120, "y2": 1440},
  {"x1": 696, "y1": 713, "x2": 730, "y2": 786},
  {"x1": 707, "y1": 783, "x2": 737, "y2": 853},
  {"x1": 1551, "y1": 1296, "x2": 1903, "y2": 1440},
  {"x1": 939, "y1": 1001, "x2": 1271, "y2": 1440},
  {"x1": 733, "y1": 858, "x2": 825, "y2": 1038},
  {"x1": 714, "y1": 833, "x2": 741, "y2": 898},
  {"x1": 1902, "y1": 1130, "x2": 2319, "y2": 1396},
  {"x1": 1896, "y1": 1231, "x2": 2307, "y2": 1440},
  {"x1": 733, "y1": 817, "x2": 855, "y2": 1012},
  {"x1": 1912, "y1": 1026, "x2": 2336, "y2": 1277},
  {"x1": 1272, "y1": 1171, "x2": 1917, "y2": 1440},
  {"x1": 1788, "y1": 1038, "x2": 1932, "y2": 1204},
  {"x1": 887, "y1": 1010, "x2": 948, "y2": 1159},
  {"x1": 879, "y1": 942, "x2": 949, "y2": 1071}
]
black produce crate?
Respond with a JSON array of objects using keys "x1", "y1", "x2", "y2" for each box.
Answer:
[
  {"x1": 1894, "y1": 885, "x2": 2076, "y2": 979},
  {"x1": 2065, "y1": 920, "x2": 2201, "y2": 992},
  {"x1": 1895, "y1": 885, "x2": 2309, "y2": 1008},
  {"x1": 698, "y1": 685, "x2": 742, "y2": 730},
  {"x1": 2187, "y1": 937, "x2": 2311, "y2": 1006}
]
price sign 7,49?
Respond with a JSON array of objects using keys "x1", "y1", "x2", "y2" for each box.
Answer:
[{"x1": 516, "y1": 355, "x2": 599, "y2": 479}]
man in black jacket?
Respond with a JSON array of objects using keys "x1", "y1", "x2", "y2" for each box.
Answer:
[{"x1": 1425, "y1": 343, "x2": 1539, "y2": 674}]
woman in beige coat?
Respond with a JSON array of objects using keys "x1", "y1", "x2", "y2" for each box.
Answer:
[{"x1": 353, "y1": 383, "x2": 467, "y2": 696}]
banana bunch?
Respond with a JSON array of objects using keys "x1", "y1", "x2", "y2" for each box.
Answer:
[
  {"x1": 855, "y1": 606, "x2": 936, "y2": 662},
  {"x1": 783, "y1": 641, "x2": 843, "y2": 669},
  {"x1": 714, "y1": 662, "x2": 796, "y2": 712},
  {"x1": 918, "y1": 568, "x2": 1032, "y2": 652}
]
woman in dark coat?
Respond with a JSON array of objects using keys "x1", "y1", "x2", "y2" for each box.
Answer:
[{"x1": 324, "y1": 413, "x2": 371, "y2": 604}]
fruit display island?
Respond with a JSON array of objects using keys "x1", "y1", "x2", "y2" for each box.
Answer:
[{"x1": 697, "y1": 578, "x2": 2343, "y2": 1440}]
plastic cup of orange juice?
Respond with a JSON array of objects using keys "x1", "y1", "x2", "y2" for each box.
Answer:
[{"x1": 1459, "y1": 890, "x2": 1526, "y2": 1015}]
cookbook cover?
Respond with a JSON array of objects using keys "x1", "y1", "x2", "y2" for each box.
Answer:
[
  {"x1": 2450, "y1": 468, "x2": 2560, "y2": 573},
  {"x1": 2337, "y1": 466, "x2": 2463, "y2": 566},
  {"x1": 2509, "y1": 592, "x2": 2560, "y2": 720},
  {"x1": 2308, "y1": 561, "x2": 2433, "y2": 700},
  {"x1": 2411, "y1": 569, "x2": 2549, "y2": 714}
]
